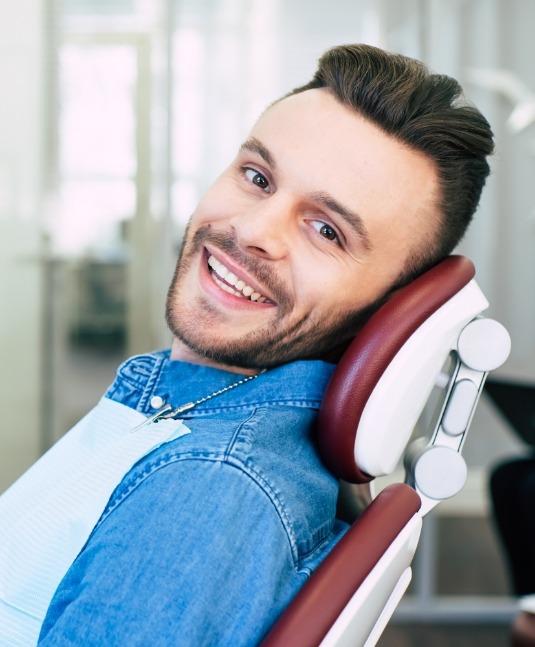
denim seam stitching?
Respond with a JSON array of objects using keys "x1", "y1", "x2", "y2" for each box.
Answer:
[
  {"x1": 95, "y1": 453, "x2": 304, "y2": 568},
  {"x1": 182, "y1": 400, "x2": 323, "y2": 417},
  {"x1": 223, "y1": 408, "x2": 256, "y2": 462},
  {"x1": 138, "y1": 354, "x2": 166, "y2": 412}
]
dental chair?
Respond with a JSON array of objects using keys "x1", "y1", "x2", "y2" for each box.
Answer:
[{"x1": 261, "y1": 255, "x2": 511, "y2": 647}]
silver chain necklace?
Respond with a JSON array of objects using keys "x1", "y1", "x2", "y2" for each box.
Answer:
[{"x1": 131, "y1": 371, "x2": 262, "y2": 433}]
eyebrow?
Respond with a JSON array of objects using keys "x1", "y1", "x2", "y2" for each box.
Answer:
[
  {"x1": 239, "y1": 137, "x2": 277, "y2": 171},
  {"x1": 239, "y1": 137, "x2": 373, "y2": 252}
]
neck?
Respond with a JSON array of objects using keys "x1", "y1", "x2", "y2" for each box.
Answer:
[{"x1": 170, "y1": 338, "x2": 260, "y2": 376}]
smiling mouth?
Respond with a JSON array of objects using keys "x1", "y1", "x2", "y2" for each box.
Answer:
[{"x1": 207, "y1": 254, "x2": 272, "y2": 303}]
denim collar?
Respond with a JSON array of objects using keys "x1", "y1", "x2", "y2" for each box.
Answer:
[{"x1": 131, "y1": 350, "x2": 336, "y2": 416}]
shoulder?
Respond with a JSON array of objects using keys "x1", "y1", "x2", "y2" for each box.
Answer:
[{"x1": 213, "y1": 404, "x2": 341, "y2": 568}]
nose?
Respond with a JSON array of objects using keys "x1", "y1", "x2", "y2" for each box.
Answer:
[{"x1": 231, "y1": 194, "x2": 294, "y2": 261}]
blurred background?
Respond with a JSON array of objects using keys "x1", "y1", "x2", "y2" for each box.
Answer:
[{"x1": 1, "y1": 0, "x2": 535, "y2": 644}]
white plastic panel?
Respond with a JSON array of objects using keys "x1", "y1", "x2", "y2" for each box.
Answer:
[
  {"x1": 363, "y1": 568, "x2": 412, "y2": 647},
  {"x1": 319, "y1": 514, "x2": 422, "y2": 647},
  {"x1": 355, "y1": 280, "x2": 489, "y2": 477}
]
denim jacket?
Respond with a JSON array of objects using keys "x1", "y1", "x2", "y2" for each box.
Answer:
[{"x1": 38, "y1": 350, "x2": 346, "y2": 646}]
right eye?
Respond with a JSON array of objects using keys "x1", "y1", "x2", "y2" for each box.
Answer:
[
  {"x1": 244, "y1": 168, "x2": 271, "y2": 192},
  {"x1": 309, "y1": 220, "x2": 341, "y2": 245}
]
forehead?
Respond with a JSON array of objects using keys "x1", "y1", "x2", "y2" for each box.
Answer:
[{"x1": 248, "y1": 88, "x2": 439, "y2": 260}]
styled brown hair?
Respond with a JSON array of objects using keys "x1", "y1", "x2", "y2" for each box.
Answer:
[{"x1": 286, "y1": 44, "x2": 494, "y2": 284}]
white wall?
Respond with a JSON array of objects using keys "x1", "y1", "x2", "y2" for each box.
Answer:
[{"x1": 0, "y1": 1, "x2": 47, "y2": 491}]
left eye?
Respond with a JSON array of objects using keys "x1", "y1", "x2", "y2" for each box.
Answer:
[
  {"x1": 311, "y1": 221, "x2": 339, "y2": 242},
  {"x1": 244, "y1": 168, "x2": 270, "y2": 191}
]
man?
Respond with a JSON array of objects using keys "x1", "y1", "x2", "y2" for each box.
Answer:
[{"x1": 26, "y1": 43, "x2": 493, "y2": 645}]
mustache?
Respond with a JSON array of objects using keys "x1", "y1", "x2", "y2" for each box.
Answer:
[{"x1": 187, "y1": 225, "x2": 293, "y2": 311}]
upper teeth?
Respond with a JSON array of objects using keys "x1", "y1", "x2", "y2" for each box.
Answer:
[{"x1": 208, "y1": 255, "x2": 268, "y2": 303}]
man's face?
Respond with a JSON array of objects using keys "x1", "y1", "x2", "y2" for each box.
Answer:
[{"x1": 166, "y1": 88, "x2": 438, "y2": 370}]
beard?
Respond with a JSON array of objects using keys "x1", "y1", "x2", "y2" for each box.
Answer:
[{"x1": 165, "y1": 223, "x2": 385, "y2": 369}]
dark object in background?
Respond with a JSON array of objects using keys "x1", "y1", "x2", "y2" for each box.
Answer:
[
  {"x1": 485, "y1": 379, "x2": 535, "y2": 447},
  {"x1": 487, "y1": 378, "x2": 535, "y2": 647},
  {"x1": 487, "y1": 378, "x2": 535, "y2": 595}
]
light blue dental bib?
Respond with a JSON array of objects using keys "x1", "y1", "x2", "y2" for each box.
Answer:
[{"x1": 0, "y1": 398, "x2": 190, "y2": 647}]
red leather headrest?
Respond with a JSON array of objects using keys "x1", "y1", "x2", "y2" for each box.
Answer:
[{"x1": 317, "y1": 255, "x2": 476, "y2": 483}]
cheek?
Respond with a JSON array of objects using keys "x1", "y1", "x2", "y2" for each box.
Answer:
[
  {"x1": 292, "y1": 262, "x2": 358, "y2": 316},
  {"x1": 189, "y1": 178, "x2": 231, "y2": 222},
  {"x1": 194, "y1": 174, "x2": 248, "y2": 221},
  {"x1": 294, "y1": 255, "x2": 394, "y2": 318},
  {"x1": 190, "y1": 196, "x2": 219, "y2": 226}
]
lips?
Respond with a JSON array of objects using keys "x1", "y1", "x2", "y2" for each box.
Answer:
[{"x1": 207, "y1": 254, "x2": 272, "y2": 303}]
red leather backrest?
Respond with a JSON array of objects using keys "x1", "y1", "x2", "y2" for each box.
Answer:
[
  {"x1": 260, "y1": 482, "x2": 421, "y2": 647},
  {"x1": 317, "y1": 255, "x2": 475, "y2": 483}
]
